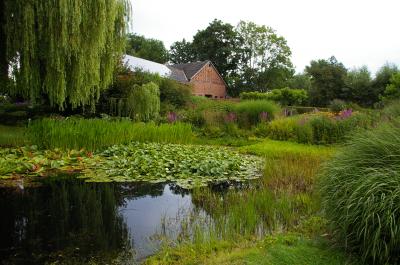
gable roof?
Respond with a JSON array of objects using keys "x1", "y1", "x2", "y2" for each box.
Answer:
[
  {"x1": 171, "y1": 61, "x2": 209, "y2": 80},
  {"x1": 122, "y1": 55, "x2": 188, "y2": 83}
]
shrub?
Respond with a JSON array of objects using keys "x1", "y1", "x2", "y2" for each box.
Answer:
[
  {"x1": 127, "y1": 82, "x2": 160, "y2": 122},
  {"x1": 265, "y1": 112, "x2": 373, "y2": 145},
  {"x1": 320, "y1": 121, "x2": 400, "y2": 264},
  {"x1": 159, "y1": 79, "x2": 192, "y2": 108},
  {"x1": 240, "y1": 88, "x2": 308, "y2": 106},
  {"x1": 329, "y1": 99, "x2": 346, "y2": 113},
  {"x1": 234, "y1": 100, "x2": 280, "y2": 128},
  {"x1": 265, "y1": 116, "x2": 299, "y2": 141}
]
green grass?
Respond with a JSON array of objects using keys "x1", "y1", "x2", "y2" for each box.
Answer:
[
  {"x1": 0, "y1": 125, "x2": 29, "y2": 147},
  {"x1": 239, "y1": 139, "x2": 336, "y2": 159},
  {"x1": 145, "y1": 235, "x2": 360, "y2": 265},
  {"x1": 27, "y1": 118, "x2": 194, "y2": 150},
  {"x1": 320, "y1": 120, "x2": 400, "y2": 264}
]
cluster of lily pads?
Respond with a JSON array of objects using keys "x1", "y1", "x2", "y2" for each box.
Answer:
[
  {"x1": 0, "y1": 146, "x2": 90, "y2": 181},
  {"x1": 0, "y1": 143, "x2": 263, "y2": 189}
]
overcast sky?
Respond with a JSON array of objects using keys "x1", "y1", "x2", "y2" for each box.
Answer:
[{"x1": 130, "y1": 0, "x2": 400, "y2": 74}]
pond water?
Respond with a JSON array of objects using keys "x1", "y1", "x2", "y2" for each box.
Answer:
[{"x1": 0, "y1": 178, "x2": 205, "y2": 264}]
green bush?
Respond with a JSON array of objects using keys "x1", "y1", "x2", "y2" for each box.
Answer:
[
  {"x1": 234, "y1": 100, "x2": 280, "y2": 128},
  {"x1": 127, "y1": 82, "x2": 160, "y2": 122},
  {"x1": 320, "y1": 121, "x2": 400, "y2": 264},
  {"x1": 159, "y1": 78, "x2": 192, "y2": 108},
  {"x1": 265, "y1": 112, "x2": 373, "y2": 145},
  {"x1": 28, "y1": 118, "x2": 193, "y2": 150},
  {"x1": 329, "y1": 99, "x2": 346, "y2": 113},
  {"x1": 240, "y1": 88, "x2": 308, "y2": 106}
]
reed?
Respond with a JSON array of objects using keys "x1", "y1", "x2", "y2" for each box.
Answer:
[
  {"x1": 0, "y1": 125, "x2": 28, "y2": 147},
  {"x1": 27, "y1": 118, "x2": 193, "y2": 150}
]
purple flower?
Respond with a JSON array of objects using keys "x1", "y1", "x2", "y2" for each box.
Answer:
[
  {"x1": 339, "y1": 109, "x2": 353, "y2": 119},
  {"x1": 259, "y1": 111, "x2": 269, "y2": 122},
  {"x1": 167, "y1": 112, "x2": 178, "y2": 123},
  {"x1": 224, "y1": 112, "x2": 237, "y2": 123}
]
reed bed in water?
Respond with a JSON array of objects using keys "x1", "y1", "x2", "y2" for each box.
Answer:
[{"x1": 28, "y1": 118, "x2": 194, "y2": 150}]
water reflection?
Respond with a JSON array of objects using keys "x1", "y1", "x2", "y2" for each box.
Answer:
[{"x1": 0, "y1": 177, "x2": 193, "y2": 264}]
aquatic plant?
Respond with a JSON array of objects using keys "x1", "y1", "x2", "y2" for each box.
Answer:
[
  {"x1": 28, "y1": 118, "x2": 193, "y2": 150},
  {"x1": 0, "y1": 146, "x2": 90, "y2": 180},
  {"x1": 82, "y1": 142, "x2": 263, "y2": 189}
]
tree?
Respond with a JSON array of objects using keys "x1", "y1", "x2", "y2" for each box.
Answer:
[
  {"x1": 127, "y1": 82, "x2": 160, "y2": 122},
  {"x1": 306, "y1": 56, "x2": 347, "y2": 106},
  {"x1": 126, "y1": 34, "x2": 168, "y2": 64},
  {"x1": 381, "y1": 72, "x2": 400, "y2": 101},
  {"x1": 169, "y1": 39, "x2": 196, "y2": 64},
  {"x1": 344, "y1": 66, "x2": 373, "y2": 106},
  {"x1": 234, "y1": 21, "x2": 294, "y2": 92},
  {"x1": 2, "y1": 0, "x2": 130, "y2": 110},
  {"x1": 192, "y1": 19, "x2": 240, "y2": 79},
  {"x1": 286, "y1": 73, "x2": 312, "y2": 91},
  {"x1": 0, "y1": 0, "x2": 7, "y2": 92},
  {"x1": 371, "y1": 63, "x2": 399, "y2": 104}
]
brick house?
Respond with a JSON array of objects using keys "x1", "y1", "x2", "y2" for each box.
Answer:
[{"x1": 123, "y1": 55, "x2": 227, "y2": 98}]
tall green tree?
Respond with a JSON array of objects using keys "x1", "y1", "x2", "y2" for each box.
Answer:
[
  {"x1": 234, "y1": 21, "x2": 293, "y2": 92},
  {"x1": 306, "y1": 56, "x2": 348, "y2": 106},
  {"x1": 344, "y1": 66, "x2": 373, "y2": 106},
  {"x1": 169, "y1": 39, "x2": 196, "y2": 64},
  {"x1": 0, "y1": 0, "x2": 8, "y2": 92},
  {"x1": 192, "y1": 19, "x2": 240, "y2": 79},
  {"x1": 286, "y1": 73, "x2": 312, "y2": 91},
  {"x1": 126, "y1": 34, "x2": 168, "y2": 64},
  {"x1": 2, "y1": 0, "x2": 130, "y2": 110},
  {"x1": 371, "y1": 63, "x2": 399, "y2": 104},
  {"x1": 381, "y1": 72, "x2": 400, "y2": 102}
]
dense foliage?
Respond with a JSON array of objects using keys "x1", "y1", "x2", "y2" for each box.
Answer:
[
  {"x1": 240, "y1": 88, "x2": 308, "y2": 106},
  {"x1": 126, "y1": 33, "x2": 169, "y2": 63},
  {"x1": 263, "y1": 111, "x2": 373, "y2": 144},
  {"x1": 127, "y1": 82, "x2": 160, "y2": 121},
  {"x1": 320, "y1": 121, "x2": 400, "y2": 264},
  {"x1": 2, "y1": 0, "x2": 130, "y2": 110},
  {"x1": 306, "y1": 57, "x2": 348, "y2": 107},
  {"x1": 381, "y1": 72, "x2": 400, "y2": 101},
  {"x1": 234, "y1": 100, "x2": 280, "y2": 128}
]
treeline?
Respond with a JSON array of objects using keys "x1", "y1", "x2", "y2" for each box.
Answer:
[{"x1": 128, "y1": 20, "x2": 400, "y2": 107}]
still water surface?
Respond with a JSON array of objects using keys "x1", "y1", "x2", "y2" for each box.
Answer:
[{"x1": 0, "y1": 178, "x2": 198, "y2": 264}]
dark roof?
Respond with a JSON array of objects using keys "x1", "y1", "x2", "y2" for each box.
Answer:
[
  {"x1": 166, "y1": 66, "x2": 188, "y2": 83},
  {"x1": 171, "y1": 61, "x2": 210, "y2": 80}
]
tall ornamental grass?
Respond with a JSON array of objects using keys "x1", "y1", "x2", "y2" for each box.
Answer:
[
  {"x1": 234, "y1": 100, "x2": 280, "y2": 128},
  {"x1": 320, "y1": 121, "x2": 400, "y2": 264},
  {"x1": 28, "y1": 118, "x2": 193, "y2": 150}
]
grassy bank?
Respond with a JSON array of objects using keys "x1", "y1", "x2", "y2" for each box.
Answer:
[{"x1": 145, "y1": 234, "x2": 360, "y2": 265}]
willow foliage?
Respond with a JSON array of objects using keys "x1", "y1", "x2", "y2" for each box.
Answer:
[
  {"x1": 4, "y1": 0, "x2": 130, "y2": 109},
  {"x1": 127, "y1": 82, "x2": 160, "y2": 122}
]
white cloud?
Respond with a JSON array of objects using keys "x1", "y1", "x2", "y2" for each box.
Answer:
[{"x1": 130, "y1": 0, "x2": 400, "y2": 74}]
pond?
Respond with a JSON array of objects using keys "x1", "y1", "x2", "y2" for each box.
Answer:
[{"x1": 0, "y1": 177, "x2": 208, "y2": 264}]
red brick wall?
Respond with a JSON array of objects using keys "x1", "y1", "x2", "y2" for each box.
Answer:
[{"x1": 190, "y1": 63, "x2": 227, "y2": 98}]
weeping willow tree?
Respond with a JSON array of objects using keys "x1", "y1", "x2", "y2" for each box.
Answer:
[
  {"x1": 1, "y1": 0, "x2": 130, "y2": 110},
  {"x1": 127, "y1": 82, "x2": 160, "y2": 122}
]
